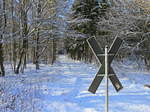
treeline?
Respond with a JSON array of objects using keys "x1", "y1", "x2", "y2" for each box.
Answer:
[
  {"x1": 0, "y1": 0, "x2": 150, "y2": 76},
  {"x1": 65, "y1": 0, "x2": 150, "y2": 69},
  {"x1": 0, "y1": 0, "x2": 68, "y2": 76}
]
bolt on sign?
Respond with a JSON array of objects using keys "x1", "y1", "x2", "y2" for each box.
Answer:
[{"x1": 87, "y1": 36, "x2": 123, "y2": 94}]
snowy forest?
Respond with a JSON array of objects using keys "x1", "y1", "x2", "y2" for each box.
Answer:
[
  {"x1": 0, "y1": 0, "x2": 150, "y2": 75},
  {"x1": 0, "y1": 0, "x2": 150, "y2": 112}
]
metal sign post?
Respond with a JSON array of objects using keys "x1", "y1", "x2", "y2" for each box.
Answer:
[
  {"x1": 87, "y1": 36, "x2": 123, "y2": 112},
  {"x1": 105, "y1": 46, "x2": 109, "y2": 112}
]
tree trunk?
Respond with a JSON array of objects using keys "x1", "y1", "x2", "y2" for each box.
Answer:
[
  {"x1": 11, "y1": 0, "x2": 17, "y2": 72},
  {"x1": 51, "y1": 38, "x2": 56, "y2": 64},
  {"x1": 0, "y1": 41, "x2": 5, "y2": 76},
  {"x1": 0, "y1": 0, "x2": 6, "y2": 76},
  {"x1": 35, "y1": 0, "x2": 41, "y2": 70},
  {"x1": 15, "y1": 2, "x2": 28, "y2": 74},
  {"x1": 35, "y1": 30, "x2": 40, "y2": 69}
]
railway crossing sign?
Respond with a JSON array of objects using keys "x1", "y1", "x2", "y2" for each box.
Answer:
[{"x1": 87, "y1": 36, "x2": 123, "y2": 94}]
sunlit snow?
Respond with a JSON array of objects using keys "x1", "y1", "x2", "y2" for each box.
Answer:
[{"x1": 0, "y1": 55, "x2": 150, "y2": 112}]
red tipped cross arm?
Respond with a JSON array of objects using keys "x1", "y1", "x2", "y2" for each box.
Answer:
[{"x1": 87, "y1": 36, "x2": 123, "y2": 94}]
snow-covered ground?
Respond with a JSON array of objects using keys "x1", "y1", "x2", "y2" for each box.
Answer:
[{"x1": 0, "y1": 55, "x2": 150, "y2": 112}]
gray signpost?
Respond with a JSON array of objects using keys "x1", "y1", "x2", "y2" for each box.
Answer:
[{"x1": 87, "y1": 36, "x2": 123, "y2": 112}]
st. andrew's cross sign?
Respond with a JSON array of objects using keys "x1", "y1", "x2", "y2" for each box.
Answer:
[{"x1": 87, "y1": 36, "x2": 123, "y2": 94}]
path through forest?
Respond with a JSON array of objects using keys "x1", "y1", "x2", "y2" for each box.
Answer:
[{"x1": 0, "y1": 55, "x2": 150, "y2": 112}]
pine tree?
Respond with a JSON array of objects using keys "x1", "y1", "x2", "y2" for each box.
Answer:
[{"x1": 66, "y1": 0, "x2": 109, "y2": 62}]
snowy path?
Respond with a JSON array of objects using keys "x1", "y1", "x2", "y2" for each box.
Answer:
[{"x1": 0, "y1": 55, "x2": 150, "y2": 112}]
